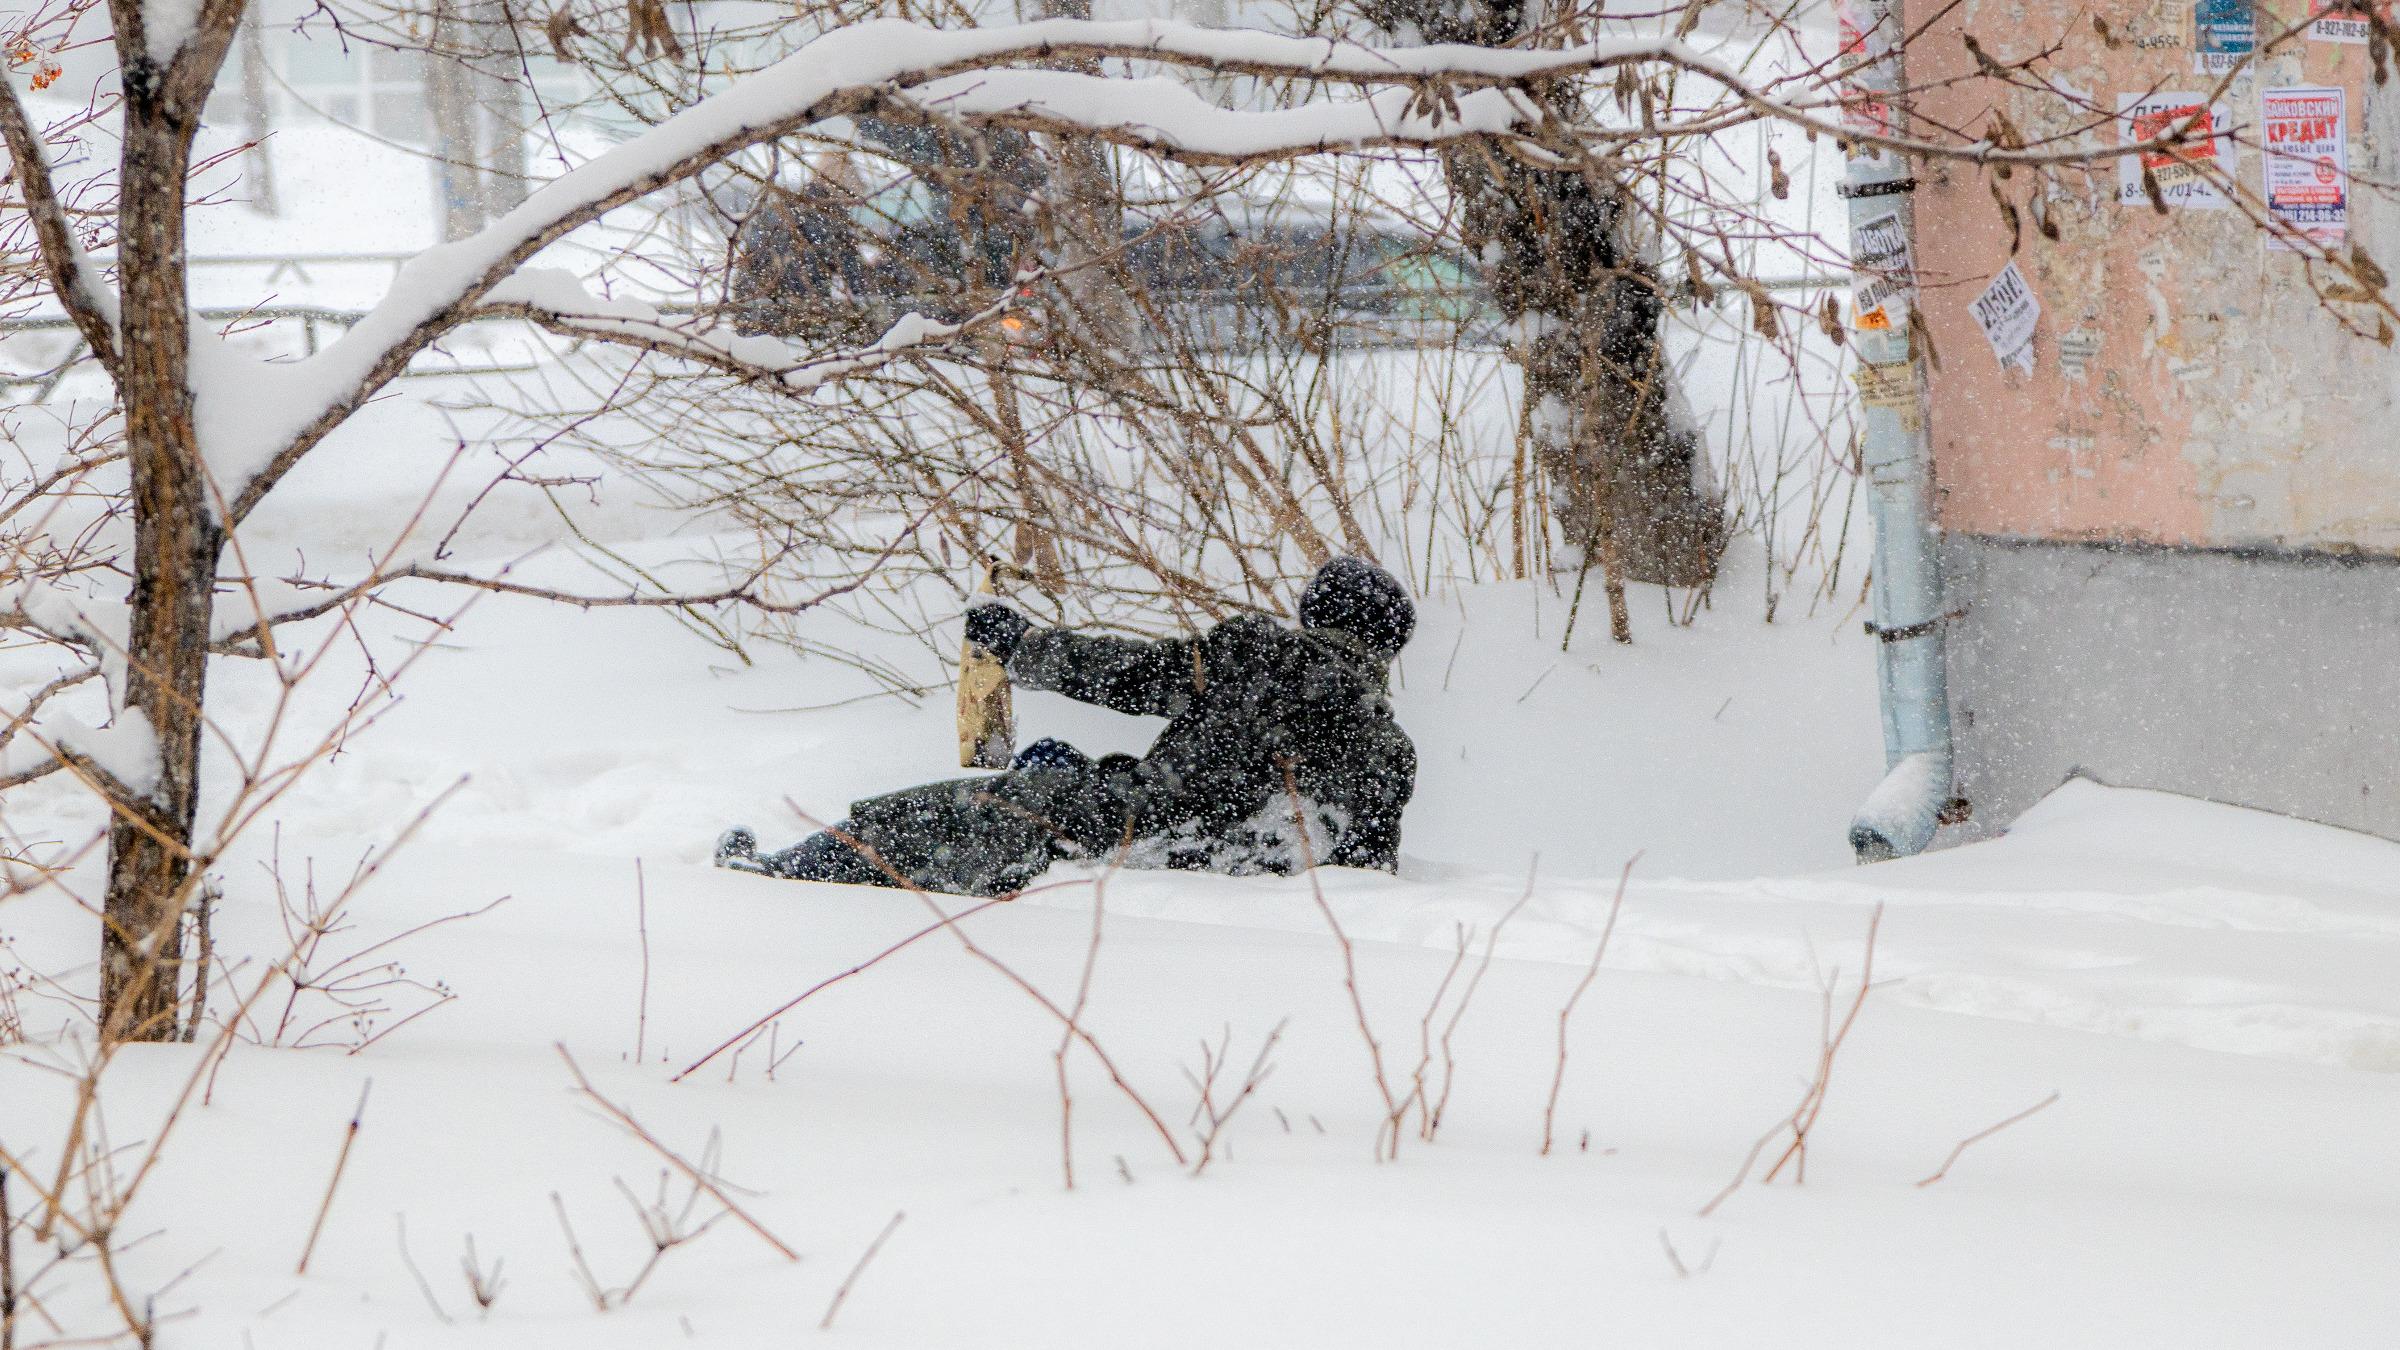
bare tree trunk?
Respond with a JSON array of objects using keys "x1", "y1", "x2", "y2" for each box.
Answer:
[
  {"x1": 1360, "y1": 0, "x2": 1724, "y2": 596},
  {"x1": 102, "y1": 66, "x2": 228, "y2": 1044},
  {"x1": 1449, "y1": 129, "x2": 1722, "y2": 592}
]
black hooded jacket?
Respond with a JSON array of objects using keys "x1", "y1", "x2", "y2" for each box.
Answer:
[
  {"x1": 738, "y1": 561, "x2": 1421, "y2": 896},
  {"x1": 1005, "y1": 611, "x2": 1416, "y2": 872}
]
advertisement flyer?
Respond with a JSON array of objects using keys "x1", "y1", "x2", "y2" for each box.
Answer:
[
  {"x1": 1850, "y1": 362, "x2": 1922, "y2": 430},
  {"x1": 1835, "y1": 0, "x2": 1900, "y2": 164},
  {"x1": 1836, "y1": 0, "x2": 1896, "y2": 63},
  {"x1": 2260, "y1": 85, "x2": 2348, "y2": 250},
  {"x1": 1970, "y1": 261, "x2": 2041, "y2": 374},
  {"x1": 2308, "y1": 0, "x2": 2373, "y2": 42},
  {"x1": 1851, "y1": 210, "x2": 1916, "y2": 327},
  {"x1": 2117, "y1": 93, "x2": 2233, "y2": 209},
  {"x1": 2193, "y1": 0, "x2": 2258, "y2": 73}
]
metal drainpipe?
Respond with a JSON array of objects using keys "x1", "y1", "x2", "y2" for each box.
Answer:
[{"x1": 1838, "y1": 0, "x2": 1956, "y2": 863}]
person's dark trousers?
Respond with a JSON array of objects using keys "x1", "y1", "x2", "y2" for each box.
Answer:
[{"x1": 749, "y1": 739, "x2": 1125, "y2": 897}]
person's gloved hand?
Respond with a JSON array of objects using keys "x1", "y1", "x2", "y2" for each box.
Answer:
[{"x1": 964, "y1": 599, "x2": 1031, "y2": 660}]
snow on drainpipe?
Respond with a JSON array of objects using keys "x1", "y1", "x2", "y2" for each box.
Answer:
[{"x1": 1838, "y1": 0, "x2": 1955, "y2": 862}]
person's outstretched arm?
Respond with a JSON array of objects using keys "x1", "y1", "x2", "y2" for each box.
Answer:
[{"x1": 968, "y1": 601, "x2": 1200, "y2": 719}]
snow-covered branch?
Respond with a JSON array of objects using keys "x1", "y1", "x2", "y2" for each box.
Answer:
[
  {"x1": 0, "y1": 75, "x2": 121, "y2": 374},
  {"x1": 470, "y1": 269, "x2": 1030, "y2": 393},
  {"x1": 0, "y1": 664, "x2": 101, "y2": 790},
  {"x1": 204, "y1": 17, "x2": 1740, "y2": 526},
  {"x1": 909, "y1": 72, "x2": 1540, "y2": 164}
]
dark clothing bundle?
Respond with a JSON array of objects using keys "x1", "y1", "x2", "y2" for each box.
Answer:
[{"x1": 725, "y1": 566, "x2": 1418, "y2": 897}]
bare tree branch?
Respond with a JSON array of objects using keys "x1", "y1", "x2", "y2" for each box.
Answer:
[
  {"x1": 216, "y1": 15, "x2": 2171, "y2": 528},
  {"x1": 0, "y1": 76, "x2": 120, "y2": 374},
  {"x1": 467, "y1": 281, "x2": 1032, "y2": 391}
]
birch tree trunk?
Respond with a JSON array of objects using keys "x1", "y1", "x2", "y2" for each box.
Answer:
[
  {"x1": 430, "y1": 0, "x2": 485, "y2": 240},
  {"x1": 1033, "y1": 0, "x2": 1135, "y2": 348},
  {"x1": 235, "y1": 9, "x2": 277, "y2": 214},
  {"x1": 472, "y1": 0, "x2": 528, "y2": 217}
]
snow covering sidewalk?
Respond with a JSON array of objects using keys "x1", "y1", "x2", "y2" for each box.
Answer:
[
  {"x1": 8, "y1": 803, "x2": 2399, "y2": 1349},
  {"x1": 4, "y1": 514, "x2": 2398, "y2": 1344},
  {"x1": 1044, "y1": 779, "x2": 2400, "y2": 1072}
]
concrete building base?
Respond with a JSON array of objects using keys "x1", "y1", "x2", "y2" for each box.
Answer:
[{"x1": 1939, "y1": 533, "x2": 2400, "y2": 843}]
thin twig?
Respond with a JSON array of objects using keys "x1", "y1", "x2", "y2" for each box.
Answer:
[
  {"x1": 1397, "y1": 927, "x2": 1472, "y2": 1140},
  {"x1": 1699, "y1": 904, "x2": 1886, "y2": 1215},
  {"x1": 819, "y1": 1211, "x2": 904, "y2": 1331},
  {"x1": 178, "y1": 882, "x2": 215, "y2": 1044},
  {"x1": 555, "y1": 1044, "x2": 800, "y2": 1262},
  {"x1": 633, "y1": 859, "x2": 650, "y2": 1064},
  {"x1": 1191, "y1": 1022, "x2": 1284, "y2": 1176},
  {"x1": 1658, "y1": 1228, "x2": 1720, "y2": 1278},
  {"x1": 1281, "y1": 763, "x2": 1401, "y2": 1159},
  {"x1": 1540, "y1": 853, "x2": 1639, "y2": 1155},
  {"x1": 761, "y1": 805, "x2": 1189, "y2": 1167},
  {"x1": 675, "y1": 889, "x2": 1028, "y2": 1081},
  {"x1": 396, "y1": 1215, "x2": 452, "y2": 1324},
  {"x1": 549, "y1": 1192, "x2": 609, "y2": 1311},
  {"x1": 459, "y1": 1234, "x2": 505, "y2": 1316},
  {"x1": 1055, "y1": 866, "x2": 1111, "y2": 1190},
  {"x1": 2, "y1": 1164, "x2": 16, "y2": 1350},
  {"x1": 1426, "y1": 860, "x2": 1540, "y2": 1141},
  {"x1": 297, "y1": 1080, "x2": 373, "y2": 1275},
  {"x1": 1761, "y1": 904, "x2": 1885, "y2": 1186},
  {"x1": 1915, "y1": 1092, "x2": 2060, "y2": 1188}
]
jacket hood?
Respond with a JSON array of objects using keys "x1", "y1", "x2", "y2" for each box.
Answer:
[{"x1": 1297, "y1": 557, "x2": 1415, "y2": 659}]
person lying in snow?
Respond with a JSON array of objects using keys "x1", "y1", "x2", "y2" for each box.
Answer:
[{"x1": 715, "y1": 557, "x2": 1418, "y2": 897}]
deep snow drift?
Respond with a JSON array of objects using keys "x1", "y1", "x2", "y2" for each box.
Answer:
[{"x1": 4, "y1": 521, "x2": 2399, "y2": 1347}]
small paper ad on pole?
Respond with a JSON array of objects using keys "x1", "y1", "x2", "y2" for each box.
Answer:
[
  {"x1": 1851, "y1": 209, "x2": 1916, "y2": 331},
  {"x1": 2260, "y1": 85, "x2": 2348, "y2": 251}
]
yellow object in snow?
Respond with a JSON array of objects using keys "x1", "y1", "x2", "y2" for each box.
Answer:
[{"x1": 957, "y1": 565, "x2": 1015, "y2": 769}]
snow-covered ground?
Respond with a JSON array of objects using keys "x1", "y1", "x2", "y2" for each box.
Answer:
[
  {"x1": 5, "y1": 28, "x2": 2398, "y2": 1337},
  {"x1": 5, "y1": 484, "x2": 2400, "y2": 1345}
]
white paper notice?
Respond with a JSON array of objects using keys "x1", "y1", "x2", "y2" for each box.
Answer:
[
  {"x1": 2308, "y1": 0, "x2": 2372, "y2": 42},
  {"x1": 2260, "y1": 85, "x2": 2348, "y2": 251},
  {"x1": 2117, "y1": 93, "x2": 2233, "y2": 210},
  {"x1": 1970, "y1": 261, "x2": 2040, "y2": 374}
]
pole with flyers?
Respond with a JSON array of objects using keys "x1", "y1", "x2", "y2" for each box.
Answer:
[{"x1": 1839, "y1": 0, "x2": 1962, "y2": 861}]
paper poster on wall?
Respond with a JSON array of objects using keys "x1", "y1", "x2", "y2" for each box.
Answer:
[
  {"x1": 2308, "y1": 0, "x2": 2373, "y2": 42},
  {"x1": 2260, "y1": 85, "x2": 2348, "y2": 250},
  {"x1": 2193, "y1": 0, "x2": 2258, "y2": 73},
  {"x1": 1851, "y1": 210, "x2": 1917, "y2": 327},
  {"x1": 2117, "y1": 93, "x2": 2234, "y2": 209},
  {"x1": 1843, "y1": 94, "x2": 1896, "y2": 144},
  {"x1": 1850, "y1": 362, "x2": 1923, "y2": 430},
  {"x1": 1836, "y1": 0, "x2": 1900, "y2": 165},
  {"x1": 1836, "y1": 0, "x2": 1896, "y2": 62},
  {"x1": 2058, "y1": 329, "x2": 2101, "y2": 382},
  {"x1": 1970, "y1": 261, "x2": 2041, "y2": 374}
]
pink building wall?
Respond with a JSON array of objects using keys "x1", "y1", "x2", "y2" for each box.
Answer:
[{"x1": 1904, "y1": 0, "x2": 2400, "y2": 557}]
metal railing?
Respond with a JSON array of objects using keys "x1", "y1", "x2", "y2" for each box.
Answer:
[
  {"x1": 0, "y1": 305, "x2": 588, "y2": 400},
  {"x1": 1, "y1": 252, "x2": 1850, "y2": 403}
]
